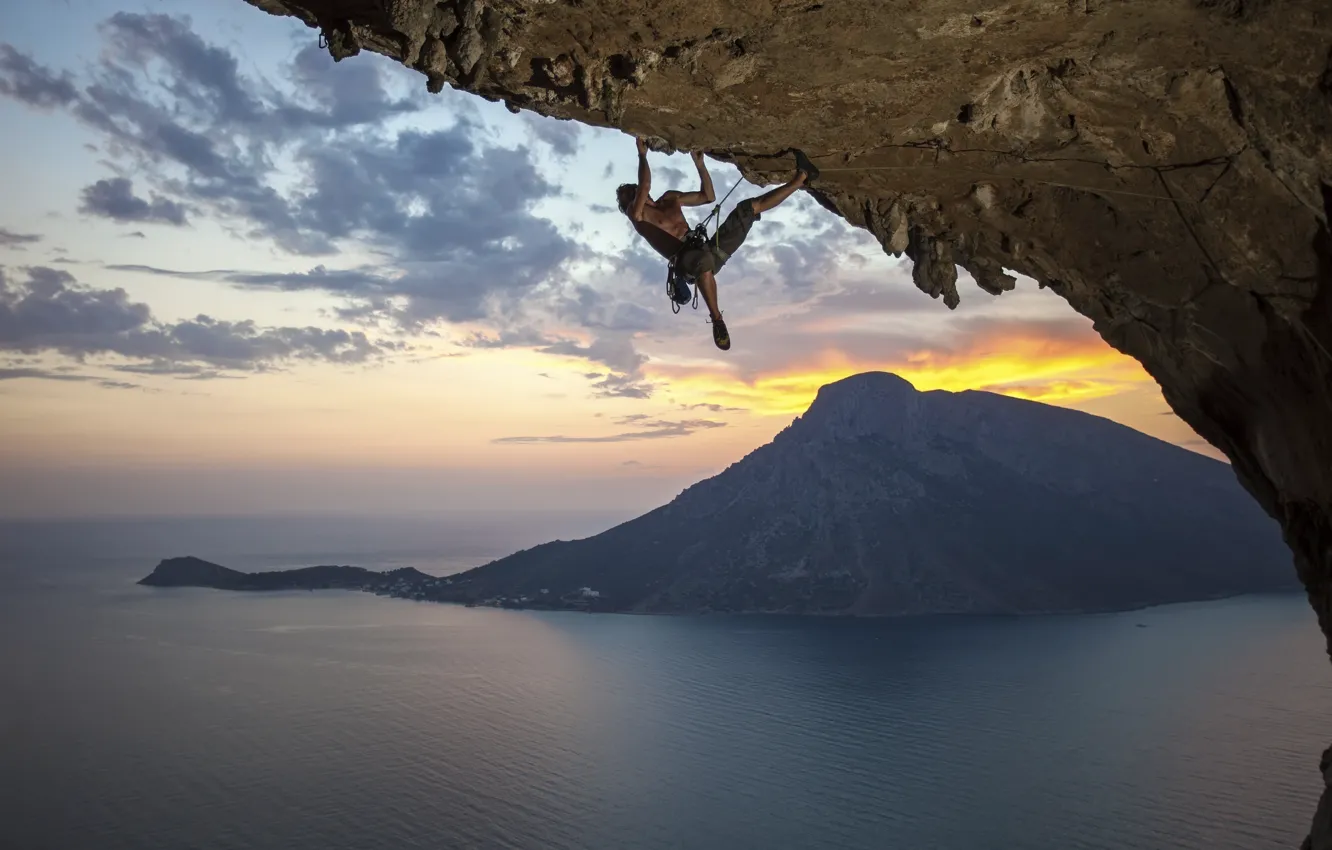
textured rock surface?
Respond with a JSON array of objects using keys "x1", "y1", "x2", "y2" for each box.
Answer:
[
  {"x1": 441, "y1": 372, "x2": 1295, "y2": 616},
  {"x1": 240, "y1": 0, "x2": 1331, "y2": 839}
]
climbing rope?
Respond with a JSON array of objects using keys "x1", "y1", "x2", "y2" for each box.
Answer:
[
  {"x1": 808, "y1": 161, "x2": 1190, "y2": 204},
  {"x1": 701, "y1": 178, "x2": 743, "y2": 245},
  {"x1": 737, "y1": 146, "x2": 1209, "y2": 204}
]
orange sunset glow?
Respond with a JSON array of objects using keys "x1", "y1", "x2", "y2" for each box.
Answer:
[{"x1": 645, "y1": 320, "x2": 1153, "y2": 417}]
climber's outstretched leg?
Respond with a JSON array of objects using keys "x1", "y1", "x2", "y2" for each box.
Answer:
[
  {"x1": 749, "y1": 172, "x2": 806, "y2": 214},
  {"x1": 711, "y1": 151, "x2": 818, "y2": 263},
  {"x1": 690, "y1": 149, "x2": 819, "y2": 353},
  {"x1": 748, "y1": 150, "x2": 820, "y2": 213}
]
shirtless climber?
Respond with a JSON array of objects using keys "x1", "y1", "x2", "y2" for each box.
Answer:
[{"x1": 617, "y1": 138, "x2": 819, "y2": 350}]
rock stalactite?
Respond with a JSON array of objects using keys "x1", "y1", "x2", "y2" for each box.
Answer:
[{"x1": 242, "y1": 0, "x2": 1330, "y2": 840}]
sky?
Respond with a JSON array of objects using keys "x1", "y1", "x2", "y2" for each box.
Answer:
[{"x1": 0, "y1": 0, "x2": 1219, "y2": 520}]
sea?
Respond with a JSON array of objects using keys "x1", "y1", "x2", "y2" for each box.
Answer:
[{"x1": 2, "y1": 515, "x2": 1329, "y2": 850}]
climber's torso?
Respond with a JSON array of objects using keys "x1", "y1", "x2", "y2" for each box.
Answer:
[{"x1": 631, "y1": 196, "x2": 688, "y2": 260}]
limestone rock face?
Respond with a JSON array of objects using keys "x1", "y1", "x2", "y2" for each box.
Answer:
[{"x1": 240, "y1": 0, "x2": 1330, "y2": 839}]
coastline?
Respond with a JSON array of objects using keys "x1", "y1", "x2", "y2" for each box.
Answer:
[{"x1": 135, "y1": 559, "x2": 1305, "y2": 621}]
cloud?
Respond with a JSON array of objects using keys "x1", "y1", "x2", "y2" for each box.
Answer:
[
  {"x1": 1, "y1": 16, "x2": 575, "y2": 321},
  {"x1": 279, "y1": 40, "x2": 424, "y2": 129},
  {"x1": 0, "y1": 44, "x2": 78, "y2": 108},
  {"x1": 461, "y1": 326, "x2": 563, "y2": 351},
  {"x1": 538, "y1": 335, "x2": 645, "y2": 376},
  {"x1": 0, "y1": 228, "x2": 41, "y2": 248},
  {"x1": 113, "y1": 362, "x2": 242, "y2": 380},
  {"x1": 0, "y1": 266, "x2": 390, "y2": 375},
  {"x1": 971, "y1": 378, "x2": 1113, "y2": 403},
  {"x1": 1, "y1": 266, "x2": 151, "y2": 344},
  {"x1": 536, "y1": 335, "x2": 655, "y2": 398},
  {"x1": 493, "y1": 417, "x2": 727, "y2": 444},
  {"x1": 458, "y1": 323, "x2": 657, "y2": 399},
  {"x1": 80, "y1": 178, "x2": 188, "y2": 225},
  {"x1": 0, "y1": 366, "x2": 140, "y2": 390},
  {"x1": 682, "y1": 402, "x2": 747, "y2": 413},
  {"x1": 592, "y1": 374, "x2": 654, "y2": 398},
  {"x1": 521, "y1": 111, "x2": 581, "y2": 158},
  {"x1": 655, "y1": 165, "x2": 689, "y2": 187},
  {"x1": 110, "y1": 263, "x2": 397, "y2": 294}
]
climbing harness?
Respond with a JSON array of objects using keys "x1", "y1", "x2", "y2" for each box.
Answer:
[
  {"x1": 666, "y1": 179, "x2": 742, "y2": 314},
  {"x1": 666, "y1": 223, "x2": 705, "y2": 314}
]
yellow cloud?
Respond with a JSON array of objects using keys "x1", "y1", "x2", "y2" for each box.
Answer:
[{"x1": 647, "y1": 330, "x2": 1153, "y2": 417}]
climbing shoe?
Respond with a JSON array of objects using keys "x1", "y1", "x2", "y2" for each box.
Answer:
[
  {"x1": 794, "y1": 149, "x2": 820, "y2": 183},
  {"x1": 709, "y1": 314, "x2": 731, "y2": 351}
]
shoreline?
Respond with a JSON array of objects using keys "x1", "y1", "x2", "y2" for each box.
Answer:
[{"x1": 136, "y1": 570, "x2": 1306, "y2": 622}]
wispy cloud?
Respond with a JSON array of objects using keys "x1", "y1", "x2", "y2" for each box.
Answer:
[
  {"x1": 681, "y1": 401, "x2": 747, "y2": 413},
  {"x1": 0, "y1": 228, "x2": 42, "y2": 248},
  {"x1": 0, "y1": 266, "x2": 393, "y2": 376},
  {"x1": 80, "y1": 178, "x2": 187, "y2": 226},
  {"x1": 0, "y1": 366, "x2": 141, "y2": 390},
  {"x1": 0, "y1": 44, "x2": 78, "y2": 109},
  {"x1": 1, "y1": 15, "x2": 576, "y2": 323},
  {"x1": 493, "y1": 417, "x2": 727, "y2": 444}
]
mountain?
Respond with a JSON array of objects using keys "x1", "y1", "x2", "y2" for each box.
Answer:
[
  {"x1": 139, "y1": 557, "x2": 434, "y2": 592},
  {"x1": 437, "y1": 372, "x2": 1296, "y2": 616}
]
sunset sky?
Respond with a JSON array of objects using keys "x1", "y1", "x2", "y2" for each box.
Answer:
[{"x1": 0, "y1": 0, "x2": 1217, "y2": 519}]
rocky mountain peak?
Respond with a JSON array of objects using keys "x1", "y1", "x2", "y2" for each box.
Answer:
[{"x1": 786, "y1": 371, "x2": 925, "y2": 445}]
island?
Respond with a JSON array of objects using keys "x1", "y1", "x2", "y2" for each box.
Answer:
[
  {"x1": 139, "y1": 374, "x2": 1297, "y2": 618},
  {"x1": 137, "y1": 555, "x2": 613, "y2": 611}
]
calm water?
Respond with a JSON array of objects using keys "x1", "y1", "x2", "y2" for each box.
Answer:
[{"x1": 2, "y1": 518, "x2": 1330, "y2": 849}]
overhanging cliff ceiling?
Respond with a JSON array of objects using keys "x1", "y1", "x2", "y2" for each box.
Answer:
[{"x1": 237, "y1": 0, "x2": 1329, "y2": 389}]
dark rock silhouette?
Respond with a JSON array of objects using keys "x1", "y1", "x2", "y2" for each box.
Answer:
[{"x1": 139, "y1": 558, "x2": 433, "y2": 593}]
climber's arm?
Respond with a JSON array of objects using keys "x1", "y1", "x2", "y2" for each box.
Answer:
[
  {"x1": 663, "y1": 151, "x2": 716, "y2": 207},
  {"x1": 631, "y1": 137, "x2": 651, "y2": 221}
]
